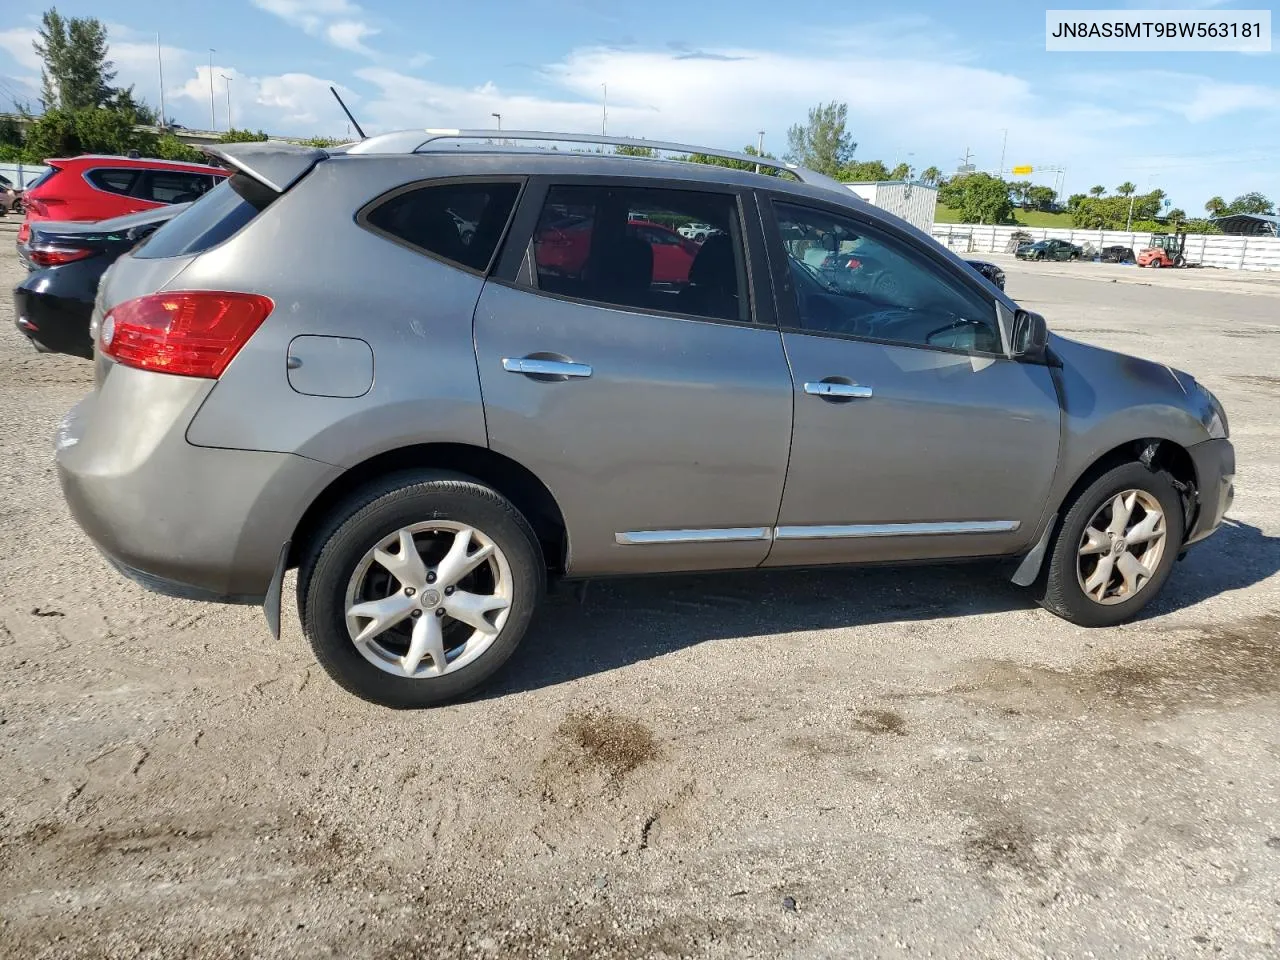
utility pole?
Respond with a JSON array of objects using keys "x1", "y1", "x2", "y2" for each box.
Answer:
[
  {"x1": 208, "y1": 49, "x2": 216, "y2": 130},
  {"x1": 1126, "y1": 189, "x2": 1137, "y2": 231},
  {"x1": 756, "y1": 130, "x2": 764, "y2": 174},
  {"x1": 999, "y1": 128, "x2": 1007, "y2": 177},
  {"x1": 221, "y1": 75, "x2": 232, "y2": 130},
  {"x1": 156, "y1": 34, "x2": 166, "y2": 129},
  {"x1": 601, "y1": 83, "x2": 607, "y2": 136}
]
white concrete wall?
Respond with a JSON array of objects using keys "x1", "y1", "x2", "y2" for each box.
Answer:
[
  {"x1": 0, "y1": 161, "x2": 51, "y2": 189},
  {"x1": 931, "y1": 222, "x2": 1280, "y2": 272}
]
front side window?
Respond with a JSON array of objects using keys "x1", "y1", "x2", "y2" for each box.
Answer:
[
  {"x1": 772, "y1": 201, "x2": 1001, "y2": 353},
  {"x1": 529, "y1": 184, "x2": 747, "y2": 323},
  {"x1": 363, "y1": 181, "x2": 521, "y2": 272}
]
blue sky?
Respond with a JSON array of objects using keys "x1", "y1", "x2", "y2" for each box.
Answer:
[{"x1": 0, "y1": 0, "x2": 1275, "y2": 211}]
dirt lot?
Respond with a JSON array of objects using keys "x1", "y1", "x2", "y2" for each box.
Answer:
[{"x1": 1, "y1": 243, "x2": 1278, "y2": 959}]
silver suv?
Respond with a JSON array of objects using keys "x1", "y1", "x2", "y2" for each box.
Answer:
[{"x1": 56, "y1": 131, "x2": 1235, "y2": 708}]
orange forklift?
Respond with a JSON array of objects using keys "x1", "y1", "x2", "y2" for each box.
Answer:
[{"x1": 1137, "y1": 231, "x2": 1187, "y2": 268}]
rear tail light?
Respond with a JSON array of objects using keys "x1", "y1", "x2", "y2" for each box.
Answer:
[
  {"x1": 17, "y1": 222, "x2": 29, "y2": 243},
  {"x1": 101, "y1": 291, "x2": 273, "y2": 378},
  {"x1": 28, "y1": 245, "x2": 95, "y2": 268}
]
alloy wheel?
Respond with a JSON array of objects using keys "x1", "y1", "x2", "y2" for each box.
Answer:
[
  {"x1": 1076, "y1": 489, "x2": 1168, "y2": 605},
  {"x1": 343, "y1": 521, "x2": 513, "y2": 678}
]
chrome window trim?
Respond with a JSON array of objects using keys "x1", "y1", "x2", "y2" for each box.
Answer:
[
  {"x1": 615, "y1": 527, "x2": 772, "y2": 545},
  {"x1": 774, "y1": 520, "x2": 1020, "y2": 540}
]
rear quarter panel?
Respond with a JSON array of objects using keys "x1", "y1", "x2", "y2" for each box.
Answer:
[{"x1": 182, "y1": 156, "x2": 489, "y2": 464}]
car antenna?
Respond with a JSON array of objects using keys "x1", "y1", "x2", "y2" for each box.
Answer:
[{"x1": 330, "y1": 86, "x2": 366, "y2": 140}]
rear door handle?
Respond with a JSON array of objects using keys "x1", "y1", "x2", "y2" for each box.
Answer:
[
  {"x1": 502, "y1": 357, "x2": 593, "y2": 379},
  {"x1": 803, "y1": 381, "x2": 873, "y2": 400}
]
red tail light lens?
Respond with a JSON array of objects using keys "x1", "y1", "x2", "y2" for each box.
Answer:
[
  {"x1": 17, "y1": 222, "x2": 30, "y2": 243},
  {"x1": 28, "y1": 246, "x2": 95, "y2": 268},
  {"x1": 101, "y1": 291, "x2": 274, "y2": 378}
]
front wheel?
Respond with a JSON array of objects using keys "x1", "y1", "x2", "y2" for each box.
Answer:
[
  {"x1": 1036, "y1": 462, "x2": 1185, "y2": 627},
  {"x1": 298, "y1": 473, "x2": 544, "y2": 707}
]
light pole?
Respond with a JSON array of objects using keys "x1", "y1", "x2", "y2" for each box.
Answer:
[
  {"x1": 999, "y1": 128, "x2": 1007, "y2": 177},
  {"x1": 491, "y1": 112, "x2": 501, "y2": 132},
  {"x1": 601, "y1": 83, "x2": 607, "y2": 136},
  {"x1": 221, "y1": 75, "x2": 232, "y2": 131},
  {"x1": 208, "y1": 49, "x2": 216, "y2": 130},
  {"x1": 756, "y1": 130, "x2": 764, "y2": 174}
]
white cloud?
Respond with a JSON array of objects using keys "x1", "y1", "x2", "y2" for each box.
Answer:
[
  {"x1": 326, "y1": 21, "x2": 379, "y2": 56},
  {"x1": 0, "y1": 27, "x2": 40, "y2": 72},
  {"x1": 251, "y1": 0, "x2": 377, "y2": 55}
]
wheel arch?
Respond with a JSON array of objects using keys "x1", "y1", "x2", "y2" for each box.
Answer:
[
  {"x1": 1013, "y1": 436, "x2": 1197, "y2": 586},
  {"x1": 287, "y1": 443, "x2": 569, "y2": 576}
]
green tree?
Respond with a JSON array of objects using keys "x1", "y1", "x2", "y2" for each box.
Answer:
[
  {"x1": 1089, "y1": 184, "x2": 1106, "y2": 197},
  {"x1": 1184, "y1": 218, "x2": 1221, "y2": 234},
  {"x1": 32, "y1": 8, "x2": 115, "y2": 111},
  {"x1": 785, "y1": 101, "x2": 856, "y2": 177},
  {"x1": 154, "y1": 134, "x2": 205, "y2": 162},
  {"x1": 684, "y1": 145, "x2": 781, "y2": 176},
  {"x1": 950, "y1": 172, "x2": 1013, "y2": 224},
  {"x1": 887, "y1": 162, "x2": 911, "y2": 181},
  {"x1": 1066, "y1": 192, "x2": 1087, "y2": 212},
  {"x1": 302, "y1": 136, "x2": 349, "y2": 148},
  {"x1": 1225, "y1": 191, "x2": 1274, "y2": 215},
  {"x1": 218, "y1": 128, "x2": 269, "y2": 143},
  {"x1": 1008, "y1": 180, "x2": 1032, "y2": 208},
  {"x1": 1027, "y1": 185, "x2": 1057, "y2": 212},
  {"x1": 613, "y1": 144, "x2": 654, "y2": 157},
  {"x1": 1166, "y1": 208, "x2": 1186, "y2": 226},
  {"x1": 108, "y1": 85, "x2": 159, "y2": 125},
  {"x1": 919, "y1": 165, "x2": 941, "y2": 185},
  {"x1": 1115, "y1": 181, "x2": 1136, "y2": 197},
  {"x1": 1204, "y1": 196, "x2": 1226, "y2": 217}
]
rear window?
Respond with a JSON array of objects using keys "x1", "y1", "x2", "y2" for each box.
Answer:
[
  {"x1": 87, "y1": 168, "x2": 139, "y2": 195},
  {"x1": 361, "y1": 181, "x2": 521, "y2": 273},
  {"x1": 133, "y1": 174, "x2": 276, "y2": 260}
]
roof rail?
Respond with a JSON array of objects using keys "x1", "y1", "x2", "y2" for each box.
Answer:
[{"x1": 342, "y1": 128, "x2": 847, "y2": 192}]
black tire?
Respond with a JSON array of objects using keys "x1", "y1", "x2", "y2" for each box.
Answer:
[
  {"x1": 298, "y1": 471, "x2": 543, "y2": 708},
  {"x1": 1036, "y1": 462, "x2": 1185, "y2": 627}
]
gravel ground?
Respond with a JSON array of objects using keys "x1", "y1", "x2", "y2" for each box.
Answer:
[{"x1": 1, "y1": 242, "x2": 1277, "y2": 959}]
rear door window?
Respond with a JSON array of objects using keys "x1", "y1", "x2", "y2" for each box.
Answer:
[
  {"x1": 141, "y1": 171, "x2": 215, "y2": 204},
  {"x1": 86, "y1": 168, "x2": 139, "y2": 195},
  {"x1": 526, "y1": 184, "x2": 748, "y2": 323},
  {"x1": 133, "y1": 174, "x2": 276, "y2": 260},
  {"x1": 360, "y1": 181, "x2": 522, "y2": 273}
]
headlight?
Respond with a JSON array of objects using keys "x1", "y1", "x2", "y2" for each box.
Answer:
[{"x1": 1201, "y1": 385, "x2": 1229, "y2": 439}]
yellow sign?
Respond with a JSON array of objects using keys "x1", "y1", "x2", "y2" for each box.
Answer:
[{"x1": 1011, "y1": 165, "x2": 1034, "y2": 175}]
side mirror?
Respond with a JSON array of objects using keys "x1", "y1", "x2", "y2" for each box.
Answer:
[{"x1": 1012, "y1": 309, "x2": 1049, "y2": 362}]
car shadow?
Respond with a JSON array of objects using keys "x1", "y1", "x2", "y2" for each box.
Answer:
[{"x1": 476, "y1": 520, "x2": 1280, "y2": 700}]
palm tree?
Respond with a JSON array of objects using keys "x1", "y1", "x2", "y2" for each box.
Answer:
[
  {"x1": 1089, "y1": 184, "x2": 1106, "y2": 197},
  {"x1": 1204, "y1": 196, "x2": 1226, "y2": 217},
  {"x1": 920, "y1": 165, "x2": 941, "y2": 186},
  {"x1": 1116, "y1": 181, "x2": 1136, "y2": 197}
]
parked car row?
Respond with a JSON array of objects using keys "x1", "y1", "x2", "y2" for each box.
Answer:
[{"x1": 30, "y1": 132, "x2": 1234, "y2": 710}]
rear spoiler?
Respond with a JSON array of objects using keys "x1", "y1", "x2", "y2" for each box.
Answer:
[{"x1": 201, "y1": 142, "x2": 328, "y2": 194}]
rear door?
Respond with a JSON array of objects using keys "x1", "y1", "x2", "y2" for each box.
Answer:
[
  {"x1": 760, "y1": 195, "x2": 1061, "y2": 567},
  {"x1": 474, "y1": 176, "x2": 794, "y2": 576}
]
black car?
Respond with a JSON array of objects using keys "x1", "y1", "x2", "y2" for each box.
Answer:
[
  {"x1": 13, "y1": 203, "x2": 186, "y2": 358},
  {"x1": 1098, "y1": 245, "x2": 1136, "y2": 264},
  {"x1": 965, "y1": 259, "x2": 1006, "y2": 290}
]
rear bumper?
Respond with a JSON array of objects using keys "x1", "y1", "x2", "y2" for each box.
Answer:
[
  {"x1": 1185, "y1": 438, "x2": 1234, "y2": 546},
  {"x1": 13, "y1": 273, "x2": 96, "y2": 359},
  {"x1": 55, "y1": 367, "x2": 340, "y2": 602}
]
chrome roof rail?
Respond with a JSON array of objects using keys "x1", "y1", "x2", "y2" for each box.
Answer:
[{"x1": 341, "y1": 128, "x2": 846, "y2": 191}]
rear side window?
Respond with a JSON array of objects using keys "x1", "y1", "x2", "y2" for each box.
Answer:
[
  {"x1": 142, "y1": 171, "x2": 215, "y2": 204},
  {"x1": 133, "y1": 174, "x2": 276, "y2": 260},
  {"x1": 361, "y1": 181, "x2": 521, "y2": 273},
  {"x1": 87, "y1": 168, "x2": 138, "y2": 195}
]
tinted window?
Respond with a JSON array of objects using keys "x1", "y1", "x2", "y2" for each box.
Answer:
[
  {"x1": 133, "y1": 174, "x2": 276, "y2": 260},
  {"x1": 529, "y1": 185, "x2": 747, "y2": 323},
  {"x1": 144, "y1": 171, "x2": 215, "y2": 204},
  {"x1": 773, "y1": 201, "x2": 1000, "y2": 353},
  {"x1": 363, "y1": 181, "x2": 520, "y2": 272},
  {"x1": 87, "y1": 168, "x2": 138, "y2": 195}
]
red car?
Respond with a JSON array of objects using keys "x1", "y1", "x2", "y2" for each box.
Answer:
[
  {"x1": 18, "y1": 155, "x2": 227, "y2": 244},
  {"x1": 535, "y1": 216, "x2": 701, "y2": 285}
]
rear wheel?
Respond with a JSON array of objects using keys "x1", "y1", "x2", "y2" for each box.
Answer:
[
  {"x1": 1149, "y1": 259, "x2": 1162, "y2": 269},
  {"x1": 298, "y1": 472, "x2": 543, "y2": 707},
  {"x1": 1037, "y1": 462, "x2": 1184, "y2": 627}
]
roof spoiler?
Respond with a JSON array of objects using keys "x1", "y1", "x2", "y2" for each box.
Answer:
[{"x1": 201, "y1": 141, "x2": 328, "y2": 193}]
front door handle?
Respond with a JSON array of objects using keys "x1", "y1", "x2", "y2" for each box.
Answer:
[
  {"x1": 502, "y1": 357, "x2": 593, "y2": 379},
  {"x1": 804, "y1": 380, "x2": 873, "y2": 400}
]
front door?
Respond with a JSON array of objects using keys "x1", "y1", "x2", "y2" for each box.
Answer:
[
  {"x1": 474, "y1": 178, "x2": 794, "y2": 575},
  {"x1": 760, "y1": 197, "x2": 1062, "y2": 567}
]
